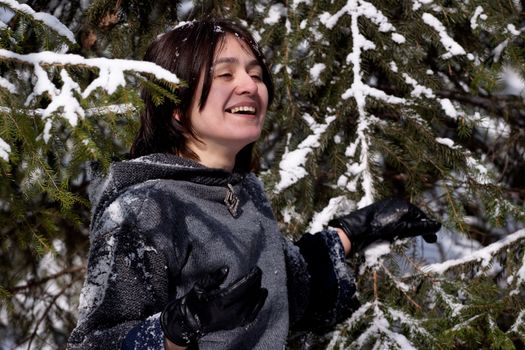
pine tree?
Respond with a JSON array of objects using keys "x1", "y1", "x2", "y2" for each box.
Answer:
[
  {"x1": 0, "y1": 1, "x2": 524, "y2": 349},
  {"x1": 0, "y1": 0, "x2": 179, "y2": 348}
]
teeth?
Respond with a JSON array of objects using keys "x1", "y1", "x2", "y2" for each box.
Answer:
[{"x1": 229, "y1": 106, "x2": 256, "y2": 114}]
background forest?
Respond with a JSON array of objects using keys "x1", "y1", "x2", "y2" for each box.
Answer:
[{"x1": 0, "y1": 0, "x2": 524, "y2": 349}]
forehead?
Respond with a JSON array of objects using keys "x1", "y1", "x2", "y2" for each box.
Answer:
[{"x1": 214, "y1": 33, "x2": 258, "y2": 61}]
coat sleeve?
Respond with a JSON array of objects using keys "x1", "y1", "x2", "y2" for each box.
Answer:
[
  {"x1": 284, "y1": 229, "x2": 359, "y2": 333},
  {"x1": 67, "y1": 184, "x2": 186, "y2": 350}
]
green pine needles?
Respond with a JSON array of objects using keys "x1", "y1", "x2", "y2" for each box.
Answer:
[{"x1": 0, "y1": 0, "x2": 524, "y2": 348}]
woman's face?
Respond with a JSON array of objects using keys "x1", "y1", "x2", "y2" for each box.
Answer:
[{"x1": 185, "y1": 33, "x2": 269, "y2": 157}]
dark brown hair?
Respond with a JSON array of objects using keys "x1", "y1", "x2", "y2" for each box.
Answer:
[{"x1": 130, "y1": 18, "x2": 274, "y2": 172}]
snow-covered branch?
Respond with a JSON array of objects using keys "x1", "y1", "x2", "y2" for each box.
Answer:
[
  {"x1": 0, "y1": 49, "x2": 179, "y2": 144},
  {"x1": 509, "y1": 309, "x2": 525, "y2": 335},
  {"x1": 274, "y1": 112, "x2": 335, "y2": 192},
  {"x1": 421, "y1": 13, "x2": 467, "y2": 59},
  {"x1": 307, "y1": 196, "x2": 355, "y2": 233},
  {"x1": 0, "y1": 50, "x2": 180, "y2": 89},
  {"x1": 0, "y1": 0, "x2": 75, "y2": 46},
  {"x1": 0, "y1": 103, "x2": 135, "y2": 117},
  {"x1": 328, "y1": 301, "x2": 427, "y2": 349},
  {"x1": 470, "y1": 6, "x2": 487, "y2": 30},
  {"x1": 422, "y1": 229, "x2": 525, "y2": 274},
  {"x1": 0, "y1": 137, "x2": 11, "y2": 161},
  {"x1": 320, "y1": 0, "x2": 408, "y2": 208},
  {"x1": 431, "y1": 284, "x2": 465, "y2": 317},
  {"x1": 0, "y1": 102, "x2": 136, "y2": 154}
]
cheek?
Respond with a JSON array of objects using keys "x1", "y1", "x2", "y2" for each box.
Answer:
[
  {"x1": 260, "y1": 85, "x2": 269, "y2": 110},
  {"x1": 207, "y1": 85, "x2": 231, "y2": 107}
]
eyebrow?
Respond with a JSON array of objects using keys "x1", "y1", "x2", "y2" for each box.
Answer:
[{"x1": 213, "y1": 57, "x2": 261, "y2": 69}]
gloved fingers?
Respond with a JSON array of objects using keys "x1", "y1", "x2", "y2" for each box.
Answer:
[
  {"x1": 213, "y1": 288, "x2": 268, "y2": 330},
  {"x1": 407, "y1": 218, "x2": 441, "y2": 234},
  {"x1": 162, "y1": 296, "x2": 187, "y2": 317},
  {"x1": 398, "y1": 219, "x2": 441, "y2": 239},
  {"x1": 195, "y1": 266, "x2": 229, "y2": 292},
  {"x1": 422, "y1": 232, "x2": 438, "y2": 243},
  {"x1": 222, "y1": 287, "x2": 268, "y2": 329},
  {"x1": 219, "y1": 266, "x2": 263, "y2": 306},
  {"x1": 241, "y1": 287, "x2": 268, "y2": 325},
  {"x1": 372, "y1": 199, "x2": 414, "y2": 228},
  {"x1": 408, "y1": 202, "x2": 430, "y2": 219},
  {"x1": 422, "y1": 219, "x2": 441, "y2": 233},
  {"x1": 208, "y1": 268, "x2": 265, "y2": 331}
]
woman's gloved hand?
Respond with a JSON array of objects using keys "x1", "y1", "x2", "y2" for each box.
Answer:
[
  {"x1": 329, "y1": 198, "x2": 441, "y2": 252},
  {"x1": 160, "y1": 266, "x2": 268, "y2": 347}
]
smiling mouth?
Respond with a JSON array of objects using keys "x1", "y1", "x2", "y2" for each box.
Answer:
[{"x1": 226, "y1": 106, "x2": 256, "y2": 115}]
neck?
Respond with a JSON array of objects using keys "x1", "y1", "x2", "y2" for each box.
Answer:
[{"x1": 187, "y1": 140, "x2": 238, "y2": 172}]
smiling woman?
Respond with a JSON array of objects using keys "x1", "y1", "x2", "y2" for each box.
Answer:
[
  {"x1": 129, "y1": 20, "x2": 273, "y2": 173},
  {"x1": 66, "y1": 18, "x2": 440, "y2": 350},
  {"x1": 184, "y1": 34, "x2": 269, "y2": 171}
]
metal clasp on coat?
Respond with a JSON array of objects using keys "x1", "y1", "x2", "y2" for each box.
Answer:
[{"x1": 224, "y1": 184, "x2": 240, "y2": 217}]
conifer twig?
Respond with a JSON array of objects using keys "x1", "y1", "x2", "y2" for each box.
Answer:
[
  {"x1": 24, "y1": 279, "x2": 75, "y2": 350},
  {"x1": 8, "y1": 265, "x2": 85, "y2": 293},
  {"x1": 373, "y1": 270, "x2": 379, "y2": 300},
  {"x1": 444, "y1": 184, "x2": 467, "y2": 233},
  {"x1": 380, "y1": 264, "x2": 422, "y2": 310}
]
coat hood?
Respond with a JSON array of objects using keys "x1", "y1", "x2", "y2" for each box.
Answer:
[{"x1": 88, "y1": 153, "x2": 245, "y2": 225}]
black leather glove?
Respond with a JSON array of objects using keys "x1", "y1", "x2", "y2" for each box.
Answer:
[
  {"x1": 329, "y1": 198, "x2": 441, "y2": 252},
  {"x1": 160, "y1": 266, "x2": 268, "y2": 346}
]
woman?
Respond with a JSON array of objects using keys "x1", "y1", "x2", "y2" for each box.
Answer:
[{"x1": 67, "y1": 19, "x2": 440, "y2": 350}]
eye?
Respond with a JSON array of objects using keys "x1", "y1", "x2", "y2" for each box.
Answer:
[
  {"x1": 249, "y1": 69, "x2": 263, "y2": 81},
  {"x1": 216, "y1": 72, "x2": 233, "y2": 79}
]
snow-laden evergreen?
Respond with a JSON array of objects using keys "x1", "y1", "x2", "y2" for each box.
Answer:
[
  {"x1": 0, "y1": 0, "x2": 524, "y2": 349},
  {"x1": 0, "y1": 48, "x2": 179, "y2": 145}
]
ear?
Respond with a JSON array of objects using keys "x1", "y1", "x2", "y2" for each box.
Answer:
[{"x1": 172, "y1": 109, "x2": 181, "y2": 123}]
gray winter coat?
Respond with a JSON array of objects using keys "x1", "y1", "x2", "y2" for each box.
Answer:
[{"x1": 67, "y1": 153, "x2": 356, "y2": 349}]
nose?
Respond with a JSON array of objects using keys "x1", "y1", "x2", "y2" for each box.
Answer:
[{"x1": 235, "y1": 70, "x2": 258, "y2": 95}]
